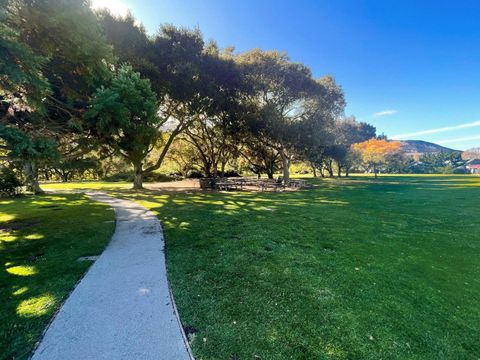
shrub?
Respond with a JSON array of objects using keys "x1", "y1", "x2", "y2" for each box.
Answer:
[
  {"x1": 453, "y1": 166, "x2": 468, "y2": 174},
  {"x1": 103, "y1": 172, "x2": 133, "y2": 182},
  {"x1": 222, "y1": 170, "x2": 241, "y2": 177},
  {"x1": 0, "y1": 167, "x2": 23, "y2": 196},
  {"x1": 187, "y1": 171, "x2": 204, "y2": 179},
  {"x1": 142, "y1": 172, "x2": 176, "y2": 182}
]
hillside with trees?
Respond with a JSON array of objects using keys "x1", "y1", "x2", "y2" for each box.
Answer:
[{"x1": 398, "y1": 140, "x2": 458, "y2": 158}]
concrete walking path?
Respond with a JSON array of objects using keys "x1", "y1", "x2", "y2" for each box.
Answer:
[{"x1": 32, "y1": 192, "x2": 193, "y2": 360}]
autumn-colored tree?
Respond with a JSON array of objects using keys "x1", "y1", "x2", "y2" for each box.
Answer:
[
  {"x1": 352, "y1": 138, "x2": 402, "y2": 177},
  {"x1": 462, "y1": 147, "x2": 480, "y2": 160}
]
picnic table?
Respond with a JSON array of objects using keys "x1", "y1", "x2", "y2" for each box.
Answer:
[
  {"x1": 287, "y1": 179, "x2": 307, "y2": 188},
  {"x1": 215, "y1": 180, "x2": 244, "y2": 191},
  {"x1": 212, "y1": 177, "x2": 307, "y2": 191},
  {"x1": 258, "y1": 180, "x2": 284, "y2": 192}
]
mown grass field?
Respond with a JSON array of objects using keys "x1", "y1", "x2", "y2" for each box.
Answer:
[
  {"x1": 113, "y1": 175, "x2": 480, "y2": 359},
  {"x1": 41, "y1": 181, "x2": 130, "y2": 191},
  {"x1": 0, "y1": 194, "x2": 115, "y2": 360},
  {"x1": 3, "y1": 175, "x2": 479, "y2": 359}
]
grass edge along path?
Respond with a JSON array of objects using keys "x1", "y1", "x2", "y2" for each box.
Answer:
[
  {"x1": 0, "y1": 193, "x2": 115, "y2": 360},
  {"x1": 117, "y1": 175, "x2": 480, "y2": 359}
]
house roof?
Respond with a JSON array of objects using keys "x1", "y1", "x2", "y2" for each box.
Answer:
[{"x1": 466, "y1": 158, "x2": 480, "y2": 165}]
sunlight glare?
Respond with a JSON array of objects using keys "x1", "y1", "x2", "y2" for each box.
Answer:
[{"x1": 91, "y1": 0, "x2": 130, "y2": 17}]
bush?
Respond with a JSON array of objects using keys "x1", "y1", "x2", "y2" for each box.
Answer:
[
  {"x1": 453, "y1": 166, "x2": 468, "y2": 174},
  {"x1": 103, "y1": 171, "x2": 180, "y2": 182},
  {"x1": 0, "y1": 167, "x2": 23, "y2": 196},
  {"x1": 187, "y1": 171, "x2": 204, "y2": 179},
  {"x1": 222, "y1": 170, "x2": 241, "y2": 177},
  {"x1": 142, "y1": 172, "x2": 177, "y2": 182},
  {"x1": 103, "y1": 171, "x2": 133, "y2": 182}
]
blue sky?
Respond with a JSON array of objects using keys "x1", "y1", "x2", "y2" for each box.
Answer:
[{"x1": 93, "y1": 0, "x2": 480, "y2": 150}]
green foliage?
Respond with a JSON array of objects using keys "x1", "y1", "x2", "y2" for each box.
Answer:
[
  {"x1": 239, "y1": 49, "x2": 322, "y2": 147},
  {"x1": 86, "y1": 65, "x2": 159, "y2": 186},
  {"x1": 1, "y1": 0, "x2": 114, "y2": 191},
  {"x1": 0, "y1": 124, "x2": 58, "y2": 162},
  {"x1": 0, "y1": 0, "x2": 49, "y2": 109},
  {"x1": 102, "y1": 171, "x2": 176, "y2": 183},
  {"x1": 405, "y1": 151, "x2": 464, "y2": 174},
  {"x1": 2, "y1": 2, "x2": 353, "y2": 184},
  {"x1": 99, "y1": 11, "x2": 150, "y2": 66},
  {"x1": 50, "y1": 158, "x2": 98, "y2": 182},
  {"x1": 142, "y1": 172, "x2": 178, "y2": 182},
  {"x1": 0, "y1": 166, "x2": 22, "y2": 196},
  {"x1": 1, "y1": 0, "x2": 113, "y2": 111},
  {"x1": 102, "y1": 171, "x2": 134, "y2": 182},
  {"x1": 237, "y1": 50, "x2": 345, "y2": 181},
  {"x1": 12, "y1": 0, "x2": 113, "y2": 100}
]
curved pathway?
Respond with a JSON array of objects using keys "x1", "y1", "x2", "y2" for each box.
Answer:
[{"x1": 32, "y1": 192, "x2": 193, "y2": 360}]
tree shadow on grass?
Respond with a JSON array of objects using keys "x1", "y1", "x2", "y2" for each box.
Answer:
[
  {"x1": 106, "y1": 176, "x2": 480, "y2": 359},
  {"x1": 0, "y1": 194, "x2": 115, "y2": 360}
]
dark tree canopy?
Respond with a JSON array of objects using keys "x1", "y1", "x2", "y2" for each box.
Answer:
[{"x1": 1, "y1": 2, "x2": 368, "y2": 190}]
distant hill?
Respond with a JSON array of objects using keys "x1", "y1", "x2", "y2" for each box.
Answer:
[{"x1": 398, "y1": 140, "x2": 459, "y2": 157}]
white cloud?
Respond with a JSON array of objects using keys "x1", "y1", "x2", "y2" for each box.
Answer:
[
  {"x1": 91, "y1": 0, "x2": 130, "y2": 17},
  {"x1": 391, "y1": 120, "x2": 480, "y2": 140},
  {"x1": 373, "y1": 109, "x2": 397, "y2": 118},
  {"x1": 436, "y1": 134, "x2": 480, "y2": 144}
]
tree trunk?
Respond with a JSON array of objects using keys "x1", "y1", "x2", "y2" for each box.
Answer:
[
  {"x1": 204, "y1": 162, "x2": 213, "y2": 178},
  {"x1": 266, "y1": 159, "x2": 275, "y2": 179},
  {"x1": 220, "y1": 161, "x2": 226, "y2": 178},
  {"x1": 312, "y1": 166, "x2": 317, "y2": 177},
  {"x1": 337, "y1": 162, "x2": 342, "y2": 177},
  {"x1": 319, "y1": 167, "x2": 325, "y2": 177},
  {"x1": 373, "y1": 164, "x2": 378, "y2": 178},
  {"x1": 24, "y1": 161, "x2": 43, "y2": 194},
  {"x1": 345, "y1": 167, "x2": 350, "y2": 177},
  {"x1": 281, "y1": 151, "x2": 290, "y2": 184},
  {"x1": 326, "y1": 160, "x2": 334, "y2": 177},
  {"x1": 133, "y1": 163, "x2": 143, "y2": 190}
]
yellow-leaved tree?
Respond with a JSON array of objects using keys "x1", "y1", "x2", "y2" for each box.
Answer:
[{"x1": 351, "y1": 138, "x2": 402, "y2": 177}]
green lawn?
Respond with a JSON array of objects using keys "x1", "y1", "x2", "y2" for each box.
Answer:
[
  {"x1": 0, "y1": 194, "x2": 115, "y2": 360},
  {"x1": 41, "y1": 181, "x2": 131, "y2": 191},
  {"x1": 3, "y1": 176, "x2": 479, "y2": 359},
  {"x1": 112, "y1": 175, "x2": 480, "y2": 359}
]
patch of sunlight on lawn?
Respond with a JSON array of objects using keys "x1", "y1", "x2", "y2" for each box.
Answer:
[
  {"x1": 25, "y1": 233, "x2": 44, "y2": 240},
  {"x1": 13, "y1": 287, "x2": 29, "y2": 296},
  {"x1": 0, "y1": 234, "x2": 17, "y2": 242},
  {"x1": 0, "y1": 213, "x2": 16, "y2": 222},
  {"x1": 325, "y1": 344, "x2": 347, "y2": 358},
  {"x1": 316, "y1": 198, "x2": 350, "y2": 205},
  {"x1": 16, "y1": 294, "x2": 56, "y2": 317},
  {"x1": 41, "y1": 181, "x2": 130, "y2": 190},
  {"x1": 179, "y1": 222, "x2": 190, "y2": 229},
  {"x1": 138, "y1": 200, "x2": 168, "y2": 209},
  {"x1": 7, "y1": 265, "x2": 37, "y2": 276}
]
